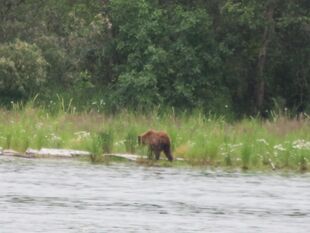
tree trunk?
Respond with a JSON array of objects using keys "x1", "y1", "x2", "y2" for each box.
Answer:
[{"x1": 255, "y1": 1, "x2": 276, "y2": 115}]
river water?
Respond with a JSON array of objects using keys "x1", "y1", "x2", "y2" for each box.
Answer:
[{"x1": 0, "y1": 156, "x2": 309, "y2": 233}]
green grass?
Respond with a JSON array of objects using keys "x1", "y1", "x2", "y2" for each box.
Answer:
[{"x1": 0, "y1": 103, "x2": 309, "y2": 172}]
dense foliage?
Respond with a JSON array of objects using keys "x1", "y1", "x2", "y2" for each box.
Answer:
[
  {"x1": 0, "y1": 0, "x2": 309, "y2": 117},
  {"x1": 0, "y1": 40, "x2": 47, "y2": 98}
]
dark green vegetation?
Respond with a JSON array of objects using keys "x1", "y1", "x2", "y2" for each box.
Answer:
[{"x1": 0, "y1": 0, "x2": 309, "y2": 117}]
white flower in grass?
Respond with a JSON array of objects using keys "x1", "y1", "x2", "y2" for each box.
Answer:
[
  {"x1": 49, "y1": 133, "x2": 62, "y2": 142},
  {"x1": 232, "y1": 143, "x2": 243, "y2": 148},
  {"x1": 219, "y1": 143, "x2": 243, "y2": 155},
  {"x1": 219, "y1": 145, "x2": 227, "y2": 155},
  {"x1": 292, "y1": 140, "x2": 310, "y2": 150},
  {"x1": 115, "y1": 140, "x2": 125, "y2": 146},
  {"x1": 257, "y1": 138, "x2": 269, "y2": 146},
  {"x1": 273, "y1": 144, "x2": 286, "y2": 151},
  {"x1": 74, "y1": 131, "x2": 91, "y2": 140},
  {"x1": 36, "y1": 122, "x2": 44, "y2": 129}
]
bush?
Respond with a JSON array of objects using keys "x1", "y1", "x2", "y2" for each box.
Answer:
[
  {"x1": 34, "y1": 35, "x2": 68, "y2": 85},
  {"x1": 0, "y1": 40, "x2": 48, "y2": 99},
  {"x1": 111, "y1": 70, "x2": 162, "y2": 110}
]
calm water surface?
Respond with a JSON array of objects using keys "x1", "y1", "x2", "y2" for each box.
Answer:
[{"x1": 0, "y1": 156, "x2": 309, "y2": 233}]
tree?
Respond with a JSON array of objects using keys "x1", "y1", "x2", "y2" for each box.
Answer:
[
  {"x1": 222, "y1": 0, "x2": 310, "y2": 115},
  {"x1": 0, "y1": 40, "x2": 48, "y2": 98}
]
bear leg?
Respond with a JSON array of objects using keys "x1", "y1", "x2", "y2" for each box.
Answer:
[
  {"x1": 154, "y1": 150, "x2": 161, "y2": 160},
  {"x1": 147, "y1": 147, "x2": 154, "y2": 160},
  {"x1": 163, "y1": 146, "x2": 173, "y2": 162}
]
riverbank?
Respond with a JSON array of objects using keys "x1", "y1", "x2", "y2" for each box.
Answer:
[{"x1": 0, "y1": 105, "x2": 309, "y2": 172}]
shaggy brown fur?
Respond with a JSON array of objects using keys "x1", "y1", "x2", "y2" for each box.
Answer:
[{"x1": 138, "y1": 129, "x2": 173, "y2": 161}]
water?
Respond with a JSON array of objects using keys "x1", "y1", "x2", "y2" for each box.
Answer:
[{"x1": 0, "y1": 156, "x2": 309, "y2": 233}]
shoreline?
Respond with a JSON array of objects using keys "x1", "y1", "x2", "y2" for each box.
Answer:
[
  {"x1": 0, "y1": 147, "x2": 308, "y2": 173},
  {"x1": 0, "y1": 108, "x2": 309, "y2": 172}
]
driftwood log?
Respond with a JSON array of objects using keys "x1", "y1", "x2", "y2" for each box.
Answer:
[{"x1": 0, "y1": 147, "x2": 184, "y2": 161}]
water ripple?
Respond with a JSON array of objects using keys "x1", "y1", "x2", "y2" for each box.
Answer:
[{"x1": 0, "y1": 156, "x2": 309, "y2": 233}]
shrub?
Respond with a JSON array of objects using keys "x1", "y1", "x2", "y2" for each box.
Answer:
[{"x1": 0, "y1": 40, "x2": 48, "y2": 99}]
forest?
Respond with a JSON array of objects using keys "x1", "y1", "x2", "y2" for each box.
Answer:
[{"x1": 0, "y1": 0, "x2": 309, "y2": 118}]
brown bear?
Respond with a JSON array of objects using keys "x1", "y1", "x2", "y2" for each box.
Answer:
[{"x1": 138, "y1": 129, "x2": 173, "y2": 161}]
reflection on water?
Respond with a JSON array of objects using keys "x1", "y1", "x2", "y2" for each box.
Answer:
[{"x1": 0, "y1": 156, "x2": 309, "y2": 233}]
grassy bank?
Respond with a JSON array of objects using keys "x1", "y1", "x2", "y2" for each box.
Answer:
[{"x1": 0, "y1": 103, "x2": 309, "y2": 172}]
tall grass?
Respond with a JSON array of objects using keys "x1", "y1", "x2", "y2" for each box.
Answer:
[
  {"x1": 125, "y1": 128, "x2": 138, "y2": 153},
  {"x1": 0, "y1": 101, "x2": 309, "y2": 171}
]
